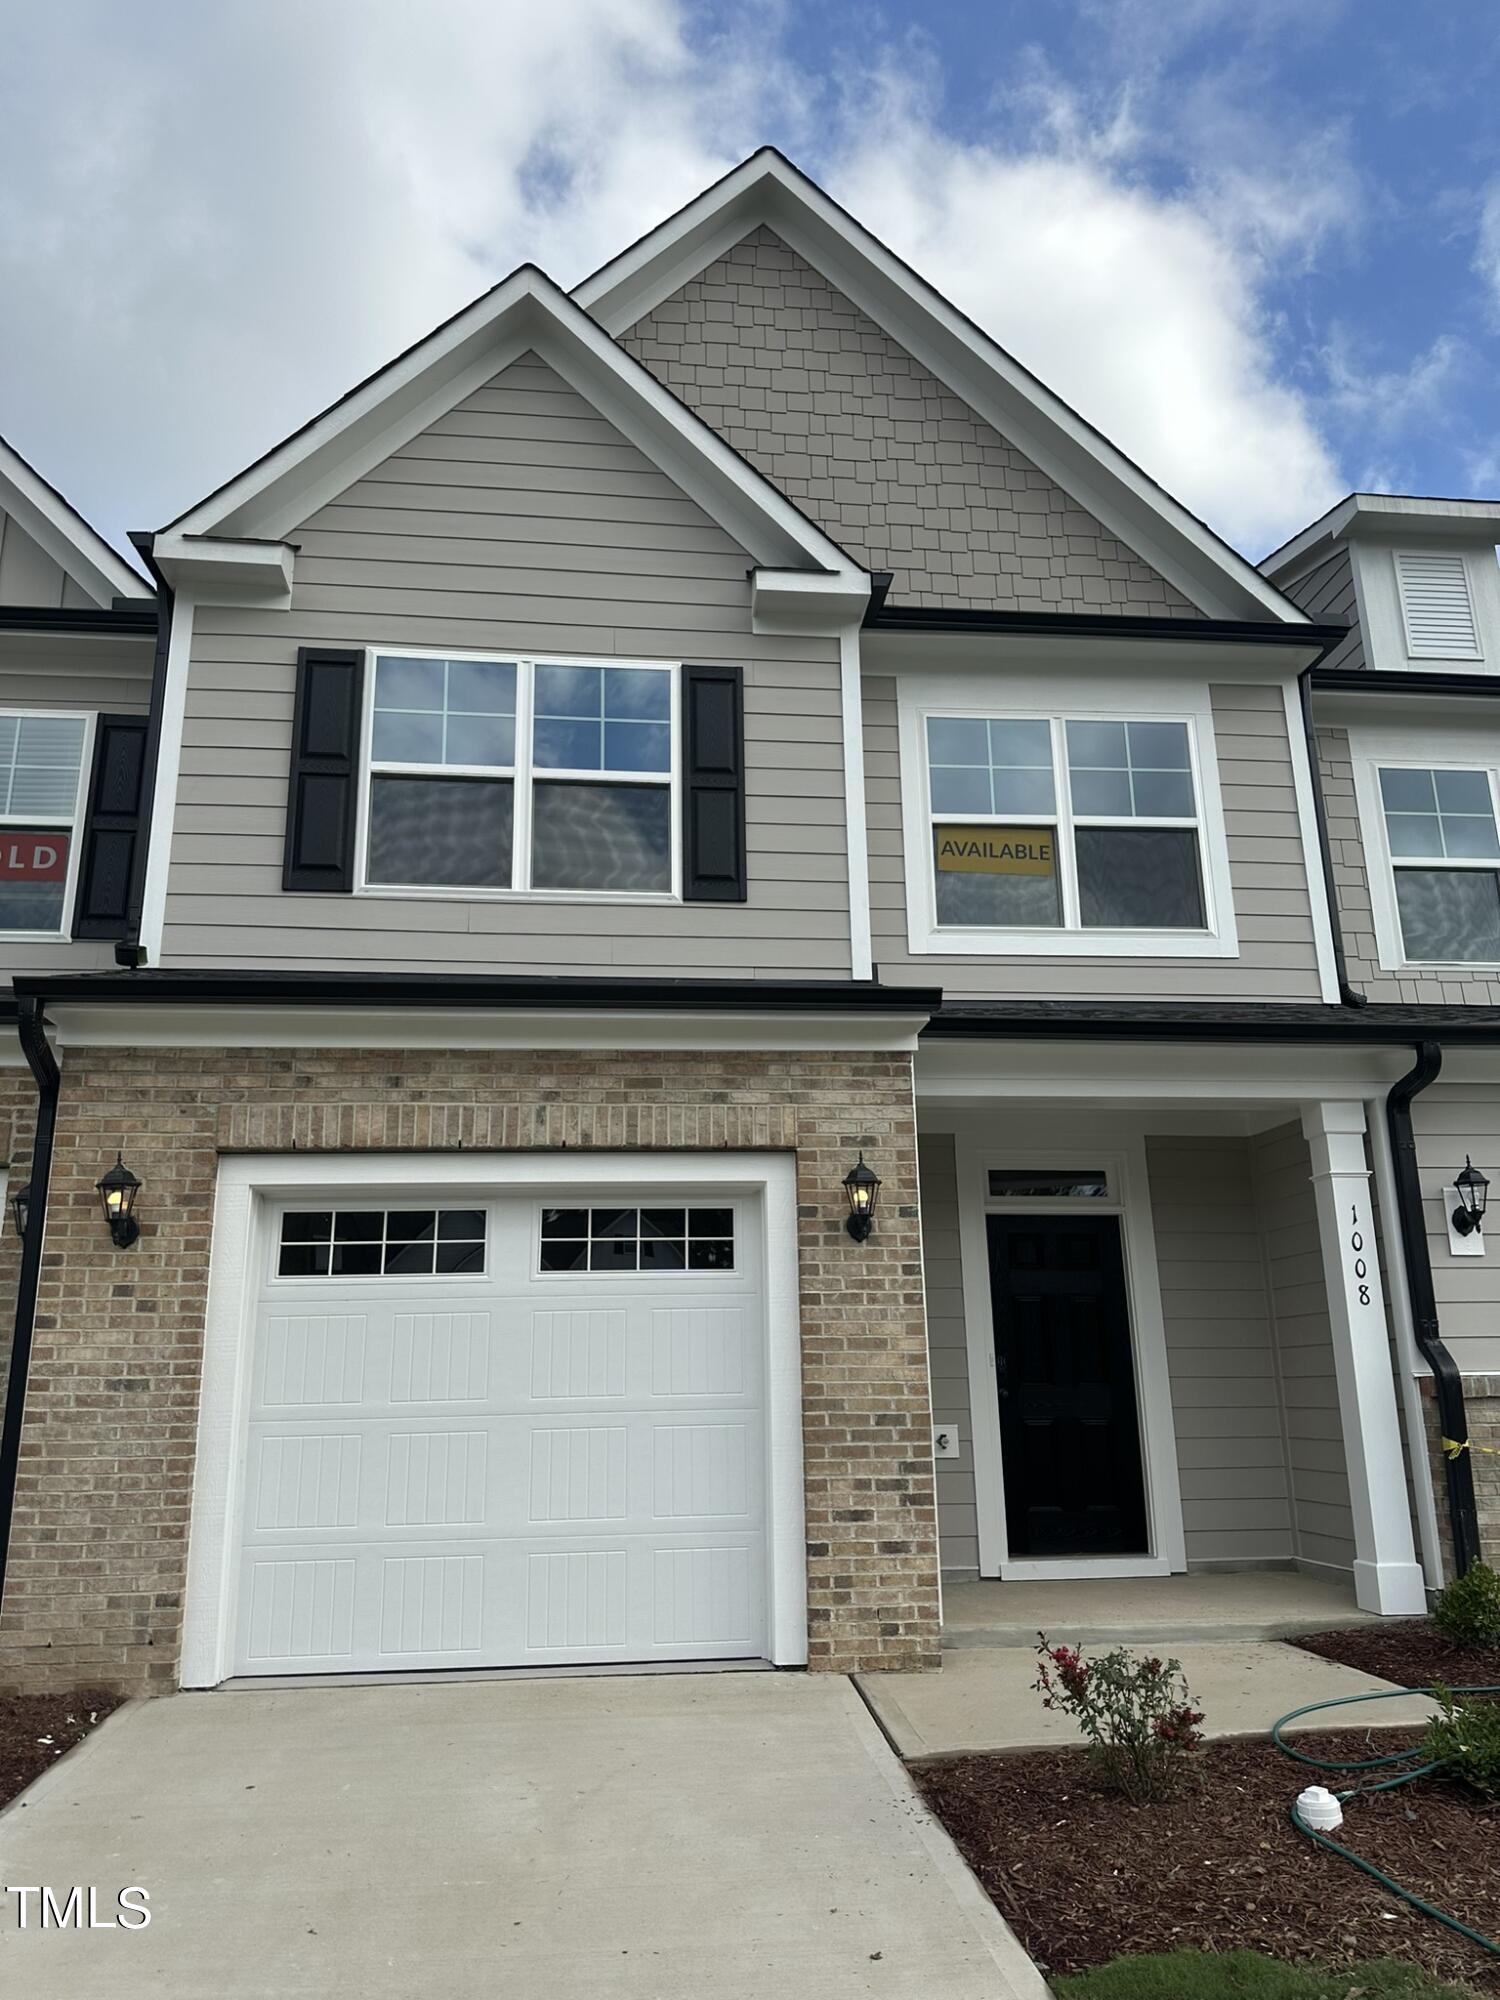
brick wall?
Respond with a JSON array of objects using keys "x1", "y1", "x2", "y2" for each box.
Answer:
[
  {"x1": 0, "y1": 1044, "x2": 938, "y2": 1692},
  {"x1": 620, "y1": 225, "x2": 1202, "y2": 617},
  {"x1": 0, "y1": 1067, "x2": 35, "y2": 1410},
  {"x1": 1419, "y1": 1376, "x2": 1500, "y2": 1578}
]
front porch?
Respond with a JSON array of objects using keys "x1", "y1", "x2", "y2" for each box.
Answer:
[{"x1": 916, "y1": 1041, "x2": 1441, "y2": 1632}]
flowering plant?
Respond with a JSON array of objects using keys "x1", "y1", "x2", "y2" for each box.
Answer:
[{"x1": 1034, "y1": 1632, "x2": 1205, "y2": 1803}]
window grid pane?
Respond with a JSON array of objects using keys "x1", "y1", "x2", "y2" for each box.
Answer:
[
  {"x1": 373, "y1": 656, "x2": 517, "y2": 771},
  {"x1": 537, "y1": 1205, "x2": 735, "y2": 1274},
  {"x1": 276, "y1": 1207, "x2": 486, "y2": 1278},
  {"x1": 1380, "y1": 766, "x2": 1500, "y2": 861},
  {"x1": 533, "y1": 665, "x2": 671, "y2": 775},
  {"x1": 1066, "y1": 719, "x2": 1195, "y2": 821},
  {"x1": 926, "y1": 716, "x2": 1055, "y2": 819},
  {"x1": 0, "y1": 714, "x2": 86, "y2": 820}
]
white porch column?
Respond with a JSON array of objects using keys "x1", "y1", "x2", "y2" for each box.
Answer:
[{"x1": 1301, "y1": 1101, "x2": 1427, "y2": 1615}]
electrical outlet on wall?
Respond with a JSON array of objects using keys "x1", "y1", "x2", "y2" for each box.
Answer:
[{"x1": 932, "y1": 1423, "x2": 961, "y2": 1460}]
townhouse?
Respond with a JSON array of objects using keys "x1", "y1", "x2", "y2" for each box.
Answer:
[{"x1": 0, "y1": 150, "x2": 1494, "y2": 1696}]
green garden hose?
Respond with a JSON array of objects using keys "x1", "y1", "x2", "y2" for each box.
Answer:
[{"x1": 1269, "y1": 1684, "x2": 1500, "y2": 1958}]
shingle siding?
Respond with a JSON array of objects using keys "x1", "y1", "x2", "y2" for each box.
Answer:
[
  {"x1": 1278, "y1": 546, "x2": 1365, "y2": 670},
  {"x1": 619, "y1": 226, "x2": 1203, "y2": 617}
]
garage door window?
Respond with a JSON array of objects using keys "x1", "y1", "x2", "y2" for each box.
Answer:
[
  {"x1": 277, "y1": 1207, "x2": 486, "y2": 1278},
  {"x1": 539, "y1": 1205, "x2": 735, "y2": 1273}
]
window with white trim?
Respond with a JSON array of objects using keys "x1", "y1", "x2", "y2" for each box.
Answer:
[
  {"x1": 1378, "y1": 764, "x2": 1500, "y2": 963},
  {"x1": 0, "y1": 711, "x2": 90, "y2": 934},
  {"x1": 362, "y1": 653, "x2": 676, "y2": 897},
  {"x1": 538, "y1": 1205, "x2": 735, "y2": 1273},
  {"x1": 925, "y1": 713, "x2": 1209, "y2": 935}
]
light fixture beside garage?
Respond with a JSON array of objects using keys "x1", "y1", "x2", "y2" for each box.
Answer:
[
  {"x1": 96, "y1": 1153, "x2": 142, "y2": 1250},
  {"x1": 843, "y1": 1154, "x2": 881, "y2": 1242},
  {"x1": 10, "y1": 1182, "x2": 29, "y2": 1242},
  {"x1": 1452, "y1": 1156, "x2": 1489, "y2": 1237}
]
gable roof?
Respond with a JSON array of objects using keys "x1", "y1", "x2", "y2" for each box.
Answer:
[
  {"x1": 155, "y1": 263, "x2": 864, "y2": 605},
  {"x1": 0, "y1": 434, "x2": 152, "y2": 605},
  {"x1": 575, "y1": 149, "x2": 1309, "y2": 627},
  {"x1": 1260, "y1": 492, "x2": 1500, "y2": 582}
]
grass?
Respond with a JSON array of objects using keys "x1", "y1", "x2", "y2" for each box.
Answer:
[{"x1": 1051, "y1": 1949, "x2": 1483, "y2": 1999}]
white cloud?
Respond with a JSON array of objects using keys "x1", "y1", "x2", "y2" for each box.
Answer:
[
  {"x1": 1322, "y1": 329, "x2": 1468, "y2": 431},
  {"x1": 0, "y1": 1, "x2": 1343, "y2": 561},
  {"x1": 1475, "y1": 180, "x2": 1500, "y2": 324}
]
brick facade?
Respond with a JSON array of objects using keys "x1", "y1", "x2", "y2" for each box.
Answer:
[
  {"x1": 620, "y1": 225, "x2": 1201, "y2": 617},
  {"x1": 0, "y1": 1043, "x2": 939, "y2": 1693},
  {"x1": 0, "y1": 1066, "x2": 35, "y2": 1411},
  {"x1": 1421, "y1": 1375, "x2": 1500, "y2": 1577}
]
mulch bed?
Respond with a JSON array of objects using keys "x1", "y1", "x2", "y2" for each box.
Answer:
[
  {"x1": 1292, "y1": 1621, "x2": 1500, "y2": 1696},
  {"x1": 0, "y1": 1690, "x2": 122, "y2": 1813},
  {"x1": 916, "y1": 1728, "x2": 1500, "y2": 1995}
]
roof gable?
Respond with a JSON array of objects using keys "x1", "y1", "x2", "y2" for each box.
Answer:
[
  {"x1": 0, "y1": 435, "x2": 151, "y2": 606},
  {"x1": 576, "y1": 150, "x2": 1308, "y2": 626}
]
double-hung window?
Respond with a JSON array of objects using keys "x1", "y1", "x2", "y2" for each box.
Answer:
[
  {"x1": 0, "y1": 711, "x2": 90, "y2": 934},
  {"x1": 1377, "y1": 764, "x2": 1500, "y2": 963},
  {"x1": 363, "y1": 653, "x2": 676, "y2": 897},
  {"x1": 920, "y1": 706, "x2": 1223, "y2": 950}
]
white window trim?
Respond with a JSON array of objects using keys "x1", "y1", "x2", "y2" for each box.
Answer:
[
  {"x1": 0, "y1": 708, "x2": 95, "y2": 942},
  {"x1": 1394, "y1": 548, "x2": 1483, "y2": 663},
  {"x1": 1350, "y1": 721, "x2": 1500, "y2": 973},
  {"x1": 354, "y1": 647, "x2": 683, "y2": 905},
  {"x1": 896, "y1": 671, "x2": 1239, "y2": 958}
]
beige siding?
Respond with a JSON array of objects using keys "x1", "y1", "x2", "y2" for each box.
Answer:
[
  {"x1": 620, "y1": 227, "x2": 1202, "y2": 617},
  {"x1": 1249, "y1": 1121, "x2": 1355, "y2": 1574},
  {"x1": 1147, "y1": 1137, "x2": 1294, "y2": 1566},
  {"x1": 1280, "y1": 546, "x2": 1365, "y2": 671},
  {"x1": 0, "y1": 636, "x2": 155, "y2": 976},
  {"x1": 919, "y1": 1133, "x2": 979, "y2": 1574},
  {"x1": 0, "y1": 505, "x2": 95, "y2": 610},
  {"x1": 865, "y1": 675, "x2": 1324, "y2": 1000},
  {"x1": 162, "y1": 353, "x2": 851, "y2": 977},
  {"x1": 1409, "y1": 1085, "x2": 1500, "y2": 1375}
]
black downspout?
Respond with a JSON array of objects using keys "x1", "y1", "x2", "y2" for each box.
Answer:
[
  {"x1": 0, "y1": 997, "x2": 59, "y2": 1616},
  {"x1": 1385, "y1": 1040, "x2": 1481, "y2": 1575},
  {"x1": 1298, "y1": 665, "x2": 1366, "y2": 1008}
]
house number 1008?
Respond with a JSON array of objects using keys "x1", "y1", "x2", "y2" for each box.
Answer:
[{"x1": 1350, "y1": 1204, "x2": 1370, "y2": 1306}]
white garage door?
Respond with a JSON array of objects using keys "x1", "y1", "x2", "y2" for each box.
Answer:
[{"x1": 231, "y1": 1192, "x2": 767, "y2": 1676}]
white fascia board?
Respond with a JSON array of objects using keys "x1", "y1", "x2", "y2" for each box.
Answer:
[
  {"x1": 161, "y1": 266, "x2": 859, "y2": 589},
  {"x1": 916, "y1": 1035, "x2": 1409, "y2": 1105},
  {"x1": 750, "y1": 568, "x2": 870, "y2": 629},
  {"x1": 861, "y1": 625, "x2": 1326, "y2": 681},
  {"x1": 1262, "y1": 492, "x2": 1500, "y2": 582},
  {"x1": 151, "y1": 534, "x2": 294, "y2": 605},
  {"x1": 575, "y1": 152, "x2": 1304, "y2": 627},
  {"x1": 0, "y1": 436, "x2": 152, "y2": 604},
  {"x1": 46, "y1": 1003, "x2": 930, "y2": 1052}
]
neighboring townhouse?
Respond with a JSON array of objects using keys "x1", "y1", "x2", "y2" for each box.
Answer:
[{"x1": 0, "y1": 151, "x2": 1491, "y2": 1699}]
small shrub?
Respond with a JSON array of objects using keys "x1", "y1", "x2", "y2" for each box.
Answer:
[
  {"x1": 1431, "y1": 1558, "x2": 1500, "y2": 1650},
  {"x1": 1034, "y1": 1633, "x2": 1204, "y2": 1804},
  {"x1": 1423, "y1": 1688, "x2": 1500, "y2": 1798}
]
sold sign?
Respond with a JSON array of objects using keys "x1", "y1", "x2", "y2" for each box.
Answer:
[{"x1": 0, "y1": 833, "x2": 69, "y2": 883}]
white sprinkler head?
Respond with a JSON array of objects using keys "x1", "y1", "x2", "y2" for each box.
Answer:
[{"x1": 1296, "y1": 1785, "x2": 1344, "y2": 1832}]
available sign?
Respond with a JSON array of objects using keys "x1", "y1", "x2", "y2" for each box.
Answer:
[
  {"x1": 0, "y1": 832, "x2": 69, "y2": 883},
  {"x1": 934, "y1": 826, "x2": 1054, "y2": 876}
]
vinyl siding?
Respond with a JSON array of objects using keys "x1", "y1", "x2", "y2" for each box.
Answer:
[
  {"x1": 866, "y1": 674, "x2": 1324, "y2": 1000},
  {"x1": 0, "y1": 636, "x2": 155, "y2": 975},
  {"x1": 919, "y1": 1133, "x2": 979, "y2": 1575},
  {"x1": 1249, "y1": 1121, "x2": 1356, "y2": 1574},
  {"x1": 1408, "y1": 1085, "x2": 1500, "y2": 1375},
  {"x1": 620, "y1": 227, "x2": 1203, "y2": 617},
  {"x1": 161, "y1": 353, "x2": 852, "y2": 977},
  {"x1": 1146, "y1": 1137, "x2": 1294, "y2": 1566},
  {"x1": 0, "y1": 505, "x2": 96, "y2": 610},
  {"x1": 1279, "y1": 546, "x2": 1365, "y2": 671}
]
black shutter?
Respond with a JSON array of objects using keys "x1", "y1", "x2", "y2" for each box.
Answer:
[
  {"x1": 681, "y1": 665, "x2": 746, "y2": 903},
  {"x1": 71, "y1": 713, "x2": 148, "y2": 938},
  {"x1": 283, "y1": 647, "x2": 363, "y2": 893}
]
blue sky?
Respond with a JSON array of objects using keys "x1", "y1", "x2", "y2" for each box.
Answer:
[{"x1": 3, "y1": 0, "x2": 1498, "y2": 566}]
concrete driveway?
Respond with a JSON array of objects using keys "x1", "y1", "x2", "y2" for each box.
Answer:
[{"x1": 0, "y1": 1671, "x2": 1044, "y2": 1999}]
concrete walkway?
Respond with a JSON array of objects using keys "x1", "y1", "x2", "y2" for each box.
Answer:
[
  {"x1": 859, "y1": 1640, "x2": 1440, "y2": 1759},
  {"x1": 0, "y1": 1672, "x2": 1047, "y2": 1999}
]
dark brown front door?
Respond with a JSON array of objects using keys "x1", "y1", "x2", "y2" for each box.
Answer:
[{"x1": 987, "y1": 1211, "x2": 1148, "y2": 1558}]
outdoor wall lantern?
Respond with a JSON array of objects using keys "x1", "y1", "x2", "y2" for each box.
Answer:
[
  {"x1": 1452, "y1": 1156, "x2": 1489, "y2": 1237},
  {"x1": 10, "y1": 1182, "x2": 30, "y2": 1242},
  {"x1": 843, "y1": 1153, "x2": 881, "y2": 1242},
  {"x1": 96, "y1": 1153, "x2": 142, "y2": 1250}
]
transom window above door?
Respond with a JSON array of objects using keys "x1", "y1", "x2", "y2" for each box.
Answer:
[
  {"x1": 363, "y1": 652, "x2": 676, "y2": 898},
  {"x1": 1378, "y1": 764, "x2": 1500, "y2": 963},
  {"x1": 919, "y1": 707, "x2": 1231, "y2": 954}
]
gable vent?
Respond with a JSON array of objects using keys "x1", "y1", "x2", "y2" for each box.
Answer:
[{"x1": 1394, "y1": 550, "x2": 1481, "y2": 660}]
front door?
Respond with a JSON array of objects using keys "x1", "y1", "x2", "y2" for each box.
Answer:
[{"x1": 987, "y1": 1212, "x2": 1148, "y2": 1558}]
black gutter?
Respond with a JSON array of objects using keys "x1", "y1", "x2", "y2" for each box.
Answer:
[
  {"x1": 14, "y1": 970, "x2": 942, "y2": 1015},
  {"x1": 1386, "y1": 1043, "x2": 1481, "y2": 1575},
  {"x1": 0, "y1": 606, "x2": 157, "y2": 637},
  {"x1": 0, "y1": 998, "x2": 60, "y2": 1618},
  {"x1": 1312, "y1": 667, "x2": 1500, "y2": 700},
  {"x1": 923, "y1": 1006, "x2": 1500, "y2": 1044},
  {"x1": 863, "y1": 604, "x2": 1347, "y2": 648},
  {"x1": 1298, "y1": 665, "x2": 1366, "y2": 1007},
  {"x1": 119, "y1": 534, "x2": 174, "y2": 967}
]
